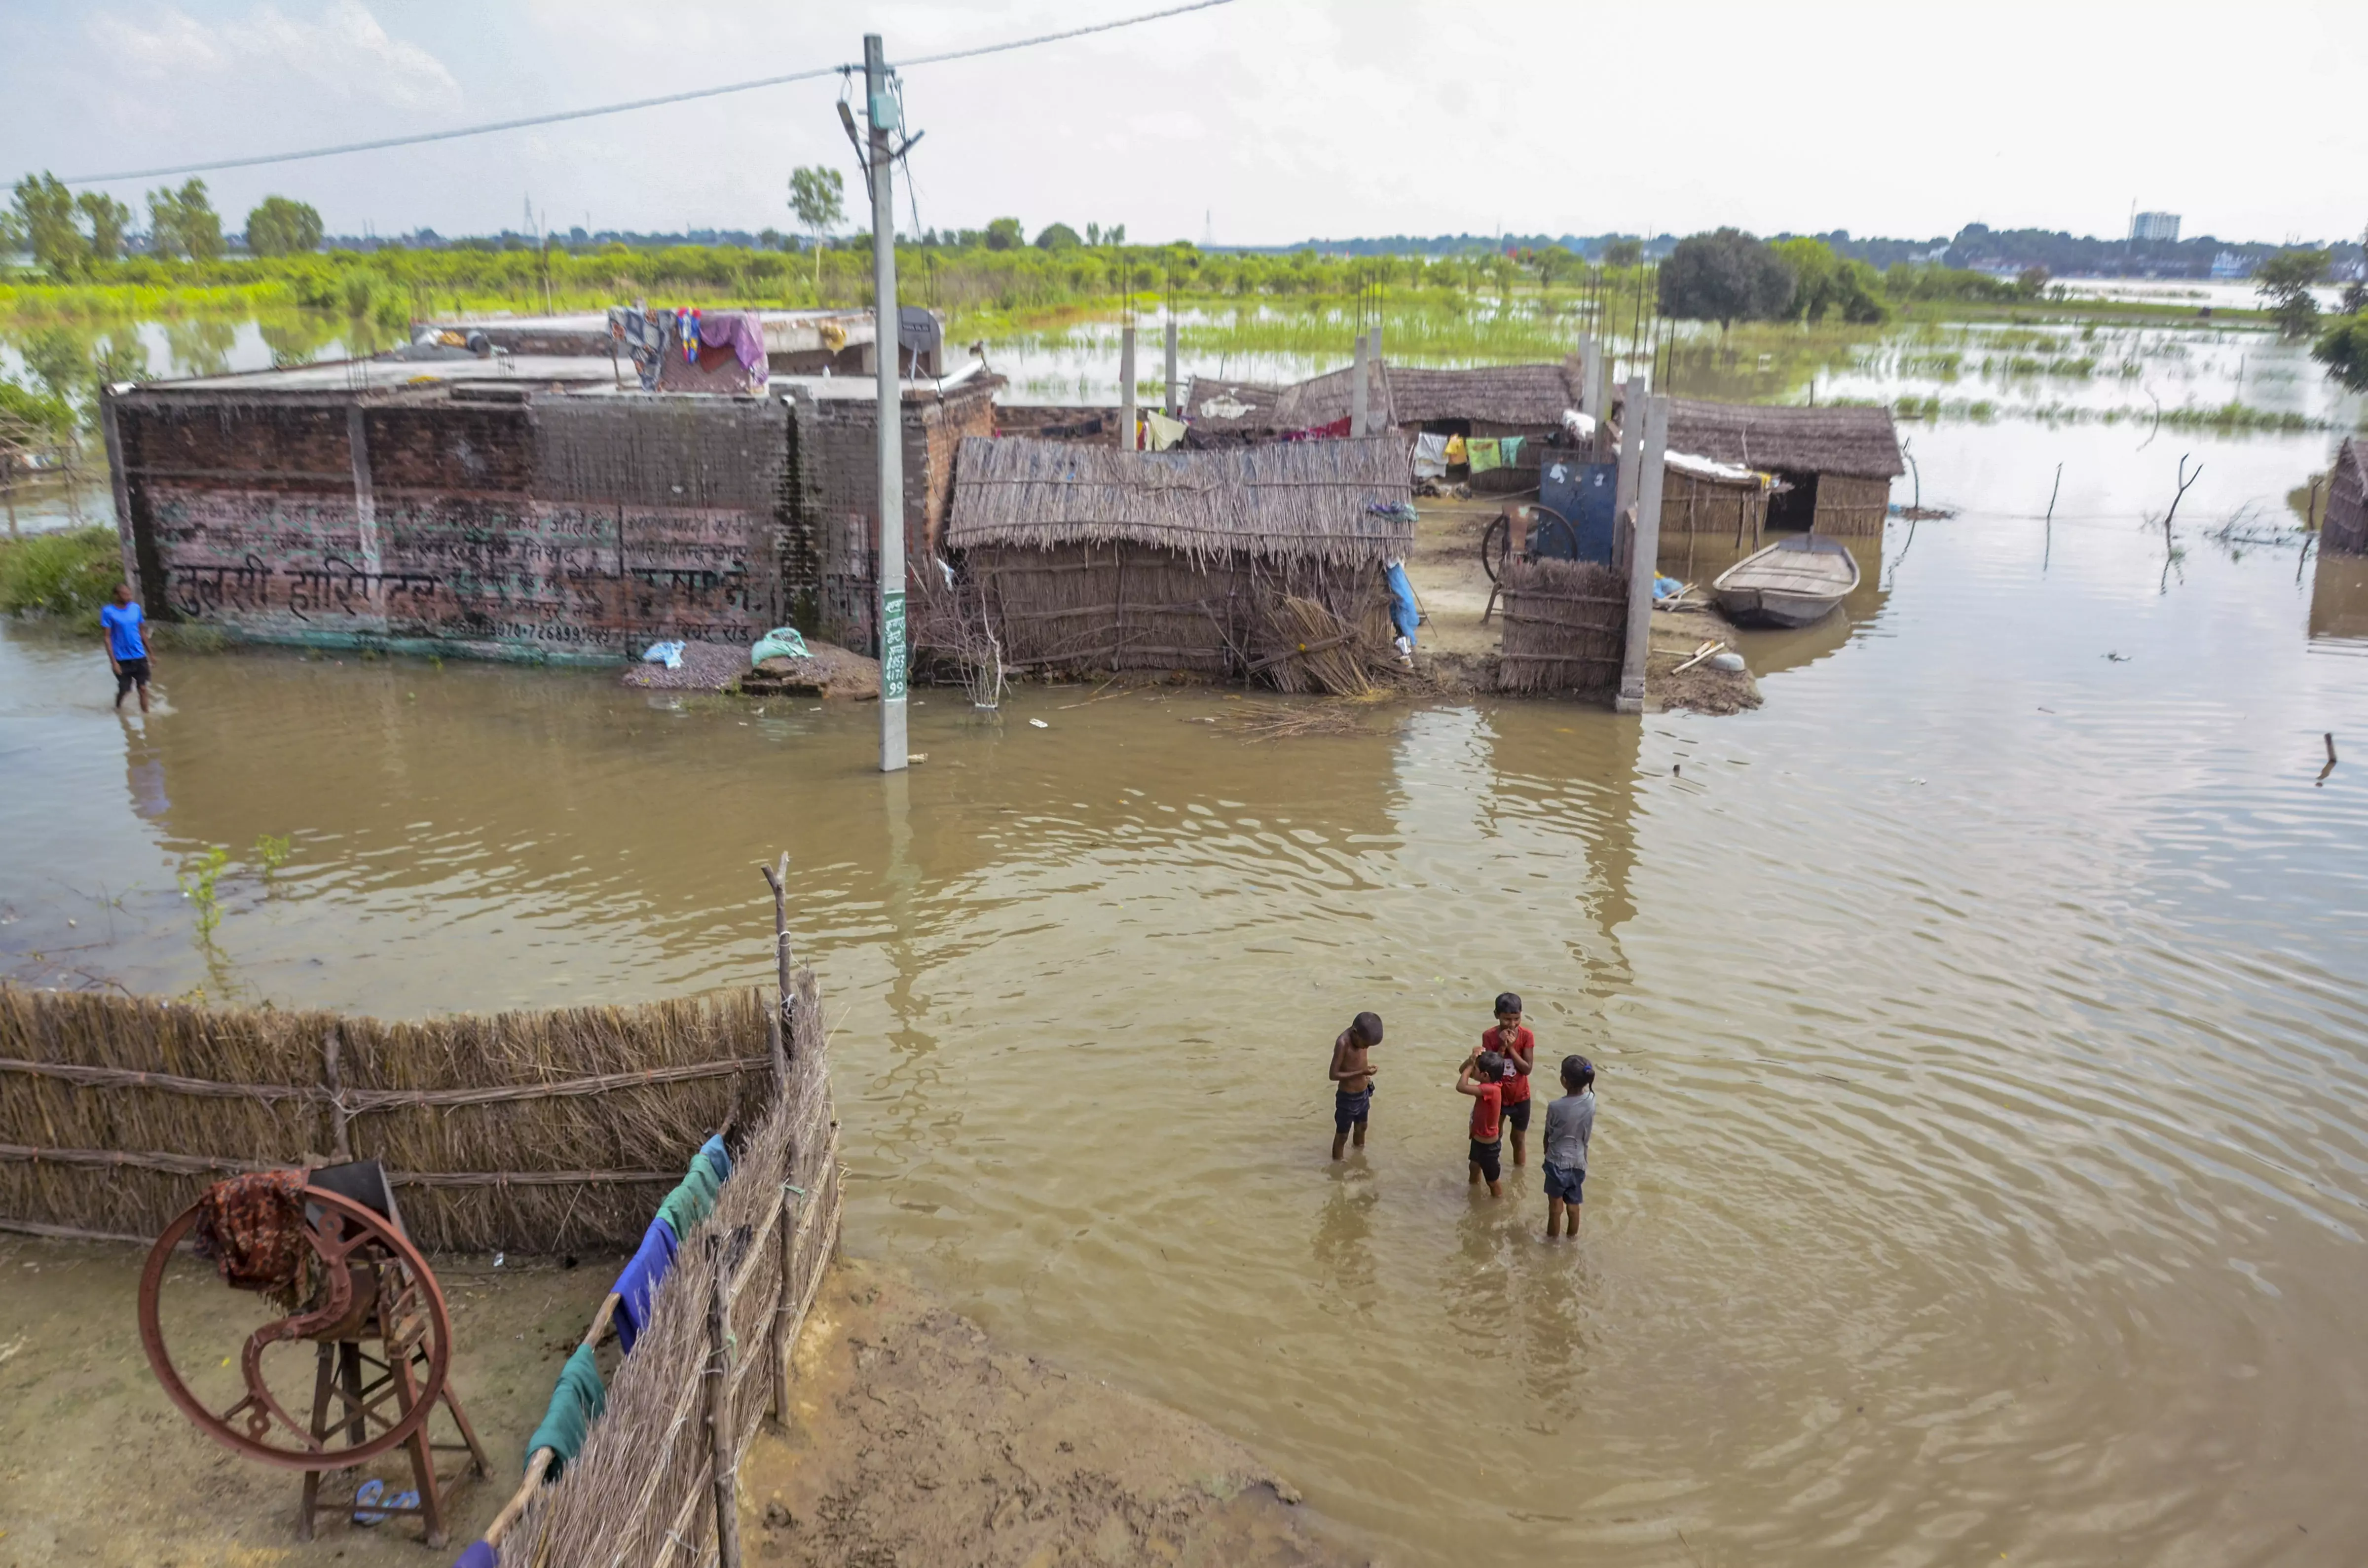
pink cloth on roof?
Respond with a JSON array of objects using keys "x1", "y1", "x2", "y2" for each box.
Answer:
[{"x1": 697, "y1": 312, "x2": 769, "y2": 376}]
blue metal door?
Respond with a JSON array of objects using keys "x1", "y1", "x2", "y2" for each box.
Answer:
[{"x1": 1537, "y1": 458, "x2": 1618, "y2": 564}]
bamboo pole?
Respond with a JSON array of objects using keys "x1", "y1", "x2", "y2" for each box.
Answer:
[
  {"x1": 770, "y1": 1179, "x2": 805, "y2": 1428},
  {"x1": 759, "y1": 855, "x2": 795, "y2": 1079}
]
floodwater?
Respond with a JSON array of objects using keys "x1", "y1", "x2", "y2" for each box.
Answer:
[{"x1": 5, "y1": 401, "x2": 2368, "y2": 1564}]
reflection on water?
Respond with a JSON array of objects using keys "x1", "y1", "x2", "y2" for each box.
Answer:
[
  {"x1": 2311, "y1": 552, "x2": 2368, "y2": 652},
  {"x1": 3, "y1": 421, "x2": 2368, "y2": 1566}
]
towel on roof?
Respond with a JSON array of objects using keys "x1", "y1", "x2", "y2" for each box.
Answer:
[
  {"x1": 1413, "y1": 432, "x2": 1450, "y2": 479},
  {"x1": 1143, "y1": 410, "x2": 1187, "y2": 451},
  {"x1": 1467, "y1": 438, "x2": 1503, "y2": 473},
  {"x1": 698, "y1": 311, "x2": 768, "y2": 374},
  {"x1": 611, "y1": 1212, "x2": 678, "y2": 1355},
  {"x1": 523, "y1": 1343, "x2": 605, "y2": 1477},
  {"x1": 608, "y1": 307, "x2": 671, "y2": 390}
]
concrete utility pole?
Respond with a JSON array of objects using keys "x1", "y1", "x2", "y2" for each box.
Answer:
[
  {"x1": 1118, "y1": 325, "x2": 1138, "y2": 450},
  {"x1": 1617, "y1": 393, "x2": 1669, "y2": 715},
  {"x1": 1351, "y1": 332, "x2": 1369, "y2": 438},
  {"x1": 865, "y1": 34, "x2": 907, "y2": 773},
  {"x1": 1164, "y1": 317, "x2": 1180, "y2": 418}
]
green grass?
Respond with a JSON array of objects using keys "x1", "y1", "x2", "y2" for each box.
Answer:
[{"x1": 0, "y1": 525, "x2": 121, "y2": 626}]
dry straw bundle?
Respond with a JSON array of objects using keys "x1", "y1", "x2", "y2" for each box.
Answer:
[
  {"x1": 0, "y1": 985, "x2": 775, "y2": 1252},
  {"x1": 1496, "y1": 556, "x2": 1628, "y2": 695},
  {"x1": 1256, "y1": 594, "x2": 1376, "y2": 696}
]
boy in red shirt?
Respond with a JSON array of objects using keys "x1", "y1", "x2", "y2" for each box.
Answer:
[
  {"x1": 1483, "y1": 992, "x2": 1537, "y2": 1168},
  {"x1": 1457, "y1": 1049, "x2": 1509, "y2": 1196}
]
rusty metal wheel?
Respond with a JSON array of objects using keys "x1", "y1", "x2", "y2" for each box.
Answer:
[{"x1": 137, "y1": 1184, "x2": 455, "y2": 1470}]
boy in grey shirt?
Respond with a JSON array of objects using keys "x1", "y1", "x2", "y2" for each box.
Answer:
[{"x1": 1541, "y1": 1055, "x2": 1596, "y2": 1239}]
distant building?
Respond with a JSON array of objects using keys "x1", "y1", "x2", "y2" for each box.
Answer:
[
  {"x1": 2211, "y1": 251, "x2": 2249, "y2": 279},
  {"x1": 2131, "y1": 211, "x2": 2181, "y2": 243}
]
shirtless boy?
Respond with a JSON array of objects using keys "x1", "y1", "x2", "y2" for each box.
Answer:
[{"x1": 1329, "y1": 1011, "x2": 1382, "y2": 1160}]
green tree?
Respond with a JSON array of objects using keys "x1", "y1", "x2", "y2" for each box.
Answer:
[
  {"x1": 2254, "y1": 249, "x2": 2328, "y2": 340},
  {"x1": 2313, "y1": 315, "x2": 2368, "y2": 394},
  {"x1": 2341, "y1": 224, "x2": 2367, "y2": 316},
  {"x1": 10, "y1": 173, "x2": 90, "y2": 278},
  {"x1": 19, "y1": 329, "x2": 88, "y2": 403},
  {"x1": 2016, "y1": 264, "x2": 2051, "y2": 298},
  {"x1": 148, "y1": 178, "x2": 224, "y2": 261},
  {"x1": 787, "y1": 165, "x2": 845, "y2": 294},
  {"x1": 983, "y1": 217, "x2": 1024, "y2": 252},
  {"x1": 1773, "y1": 238, "x2": 1889, "y2": 324},
  {"x1": 1600, "y1": 238, "x2": 1643, "y2": 268},
  {"x1": 1659, "y1": 228, "x2": 1795, "y2": 328},
  {"x1": 75, "y1": 191, "x2": 130, "y2": 262},
  {"x1": 1033, "y1": 221, "x2": 1081, "y2": 251},
  {"x1": 243, "y1": 195, "x2": 323, "y2": 257}
]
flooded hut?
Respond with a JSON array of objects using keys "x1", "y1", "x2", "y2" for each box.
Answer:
[
  {"x1": 1662, "y1": 400, "x2": 1903, "y2": 535},
  {"x1": 1386, "y1": 362, "x2": 1586, "y2": 494},
  {"x1": 944, "y1": 435, "x2": 1413, "y2": 684},
  {"x1": 2327, "y1": 436, "x2": 2367, "y2": 555}
]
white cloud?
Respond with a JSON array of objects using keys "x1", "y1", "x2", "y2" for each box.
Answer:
[{"x1": 88, "y1": 0, "x2": 461, "y2": 112}]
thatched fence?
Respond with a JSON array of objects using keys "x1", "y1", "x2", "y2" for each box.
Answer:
[
  {"x1": 1497, "y1": 556, "x2": 1628, "y2": 696},
  {"x1": 0, "y1": 986, "x2": 780, "y2": 1253},
  {"x1": 491, "y1": 963, "x2": 839, "y2": 1568},
  {"x1": 943, "y1": 434, "x2": 1414, "y2": 685}
]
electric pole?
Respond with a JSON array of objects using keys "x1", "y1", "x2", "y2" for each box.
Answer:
[{"x1": 866, "y1": 34, "x2": 907, "y2": 773}]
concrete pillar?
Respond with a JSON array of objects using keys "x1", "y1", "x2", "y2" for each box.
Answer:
[
  {"x1": 1616, "y1": 394, "x2": 1669, "y2": 715},
  {"x1": 1611, "y1": 373, "x2": 1645, "y2": 573},
  {"x1": 1119, "y1": 325, "x2": 1137, "y2": 450},
  {"x1": 1164, "y1": 317, "x2": 1180, "y2": 417},
  {"x1": 1351, "y1": 332, "x2": 1369, "y2": 438}
]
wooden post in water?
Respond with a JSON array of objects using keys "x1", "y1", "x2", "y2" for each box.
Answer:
[
  {"x1": 1617, "y1": 394, "x2": 1668, "y2": 716},
  {"x1": 1118, "y1": 326, "x2": 1138, "y2": 451},
  {"x1": 758, "y1": 854, "x2": 795, "y2": 1080},
  {"x1": 770, "y1": 1178, "x2": 803, "y2": 1428}
]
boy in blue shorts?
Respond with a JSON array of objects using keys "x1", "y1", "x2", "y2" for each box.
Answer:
[
  {"x1": 1542, "y1": 1055, "x2": 1596, "y2": 1238},
  {"x1": 1328, "y1": 1011, "x2": 1382, "y2": 1161},
  {"x1": 1457, "y1": 1048, "x2": 1508, "y2": 1197}
]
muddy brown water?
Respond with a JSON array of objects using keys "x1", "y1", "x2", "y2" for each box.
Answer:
[{"x1": 5, "y1": 420, "x2": 2368, "y2": 1565}]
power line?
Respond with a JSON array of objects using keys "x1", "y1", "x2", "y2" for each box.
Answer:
[{"x1": 58, "y1": 0, "x2": 1236, "y2": 186}]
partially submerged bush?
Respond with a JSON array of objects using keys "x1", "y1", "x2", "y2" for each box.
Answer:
[{"x1": 0, "y1": 525, "x2": 123, "y2": 623}]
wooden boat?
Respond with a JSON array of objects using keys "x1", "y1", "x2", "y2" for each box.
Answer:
[{"x1": 1710, "y1": 534, "x2": 1859, "y2": 628}]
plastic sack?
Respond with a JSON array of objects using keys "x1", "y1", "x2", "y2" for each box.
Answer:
[
  {"x1": 750, "y1": 627, "x2": 811, "y2": 667},
  {"x1": 640, "y1": 640, "x2": 685, "y2": 669}
]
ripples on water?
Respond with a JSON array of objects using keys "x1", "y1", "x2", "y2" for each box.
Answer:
[{"x1": 3, "y1": 421, "x2": 2367, "y2": 1564}]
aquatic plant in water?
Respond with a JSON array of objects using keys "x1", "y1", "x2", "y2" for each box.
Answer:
[{"x1": 179, "y1": 845, "x2": 230, "y2": 938}]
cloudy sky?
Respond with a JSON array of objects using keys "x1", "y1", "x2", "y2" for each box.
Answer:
[{"x1": 6, "y1": 0, "x2": 2364, "y2": 247}]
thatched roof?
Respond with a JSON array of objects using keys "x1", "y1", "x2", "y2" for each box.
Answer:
[
  {"x1": 1663, "y1": 398, "x2": 1905, "y2": 478},
  {"x1": 948, "y1": 435, "x2": 1413, "y2": 565},
  {"x1": 2338, "y1": 436, "x2": 2367, "y2": 498},
  {"x1": 1184, "y1": 376, "x2": 1285, "y2": 429},
  {"x1": 1389, "y1": 362, "x2": 1582, "y2": 427},
  {"x1": 1270, "y1": 360, "x2": 1396, "y2": 431}
]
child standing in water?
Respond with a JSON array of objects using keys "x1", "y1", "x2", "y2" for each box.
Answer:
[
  {"x1": 1328, "y1": 1011, "x2": 1382, "y2": 1160},
  {"x1": 1457, "y1": 1049, "x2": 1508, "y2": 1197},
  {"x1": 100, "y1": 582, "x2": 152, "y2": 716},
  {"x1": 1542, "y1": 1055, "x2": 1597, "y2": 1238},
  {"x1": 1483, "y1": 992, "x2": 1536, "y2": 1168}
]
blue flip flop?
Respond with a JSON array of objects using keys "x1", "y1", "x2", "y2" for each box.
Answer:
[{"x1": 353, "y1": 1478, "x2": 388, "y2": 1526}]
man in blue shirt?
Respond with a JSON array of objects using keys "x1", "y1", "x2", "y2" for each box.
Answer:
[{"x1": 100, "y1": 582, "x2": 152, "y2": 714}]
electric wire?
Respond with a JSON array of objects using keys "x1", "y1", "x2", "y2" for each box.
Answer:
[{"x1": 59, "y1": 0, "x2": 1237, "y2": 186}]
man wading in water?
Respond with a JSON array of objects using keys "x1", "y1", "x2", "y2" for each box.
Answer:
[{"x1": 101, "y1": 582, "x2": 153, "y2": 716}]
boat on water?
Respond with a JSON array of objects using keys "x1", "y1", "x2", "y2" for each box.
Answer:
[{"x1": 1710, "y1": 534, "x2": 1860, "y2": 628}]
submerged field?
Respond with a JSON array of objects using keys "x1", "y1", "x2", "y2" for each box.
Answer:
[{"x1": 4, "y1": 404, "x2": 2368, "y2": 1563}]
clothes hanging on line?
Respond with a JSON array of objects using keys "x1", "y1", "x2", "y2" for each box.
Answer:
[
  {"x1": 1444, "y1": 435, "x2": 1468, "y2": 465},
  {"x1": 1413, "y1": 431, "x2": 1450, "y2": 478},
  {"x1": 1467, "y1": 438, "x2": 1503, "y2": 473},
  {"x1": 1499, "y1": 436, "x2": 1525, "y2": 465},
  {"x1": 1143, "y1": 410, "x2": 1187, "y2": 451}
]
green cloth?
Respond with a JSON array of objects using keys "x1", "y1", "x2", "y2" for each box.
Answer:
[
  {"x1": 524, "y1": 1343, "x2": 605, "y2": 1476},
  {"x1": 1499, "y1": 436, "x2": 1524, "y2": 465},
  {"x1": 1466, "y1": 438, "x2": 1503, "y2": 474},
  {"x1": 655, "y1": 1148, "x2": 721, "y2": 1241}
]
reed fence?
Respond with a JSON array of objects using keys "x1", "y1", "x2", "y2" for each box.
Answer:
[
  {"x1": 0, "y1": 986, "x2": 779, "y2": 1253},
  {"x1": 1496, "y1": 555, "x2": 1628, "y2": 696},
  {"x1": 493, "y1": 961, "x2": 839, "y2": 1568}
]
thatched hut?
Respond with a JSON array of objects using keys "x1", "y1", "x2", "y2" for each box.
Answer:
[
  {"x1": 944, "y1": 435, "x2": 1413, "y2": 685},
  {"x1": 1385, "y1": 361, "x2": 1585, "y2": 495},
  {"x1": 2327, "y1": 436, "x2": 2367, "y2": 556},
  {"x1": 1662, "y1": 399, "x2": 1903, "y2": 536},
  {"x1": 1183, "y1": 376, "x2": 1287, "y2": 441}
]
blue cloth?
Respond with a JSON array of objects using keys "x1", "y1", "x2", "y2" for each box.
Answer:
[
  {"x1": 450, "y1": 1541, "x2": 498, "y2": 1568},
  {"x1": 1383, "y1": 561, "x2": 1420, "y2": 643},
  {"x1": 611, "y1": 1214, "x2": 678, "y2": 1355},
  {"x1": 698, "y1": 1133, "x2": 733, "y2": 1183},
  {"x1": 101, "y1": 602, "x2": 146, "y2": 661},
  {"x1": 1653, "y1": 575, "x2": 1684, "y2": 600},
  {"x1": 1542, "y1": 1163, "x2": 1586, "y2": 1203},
  {"x1": 1332, "y1": 1086, "x2": 1372, "y2": 1134}
]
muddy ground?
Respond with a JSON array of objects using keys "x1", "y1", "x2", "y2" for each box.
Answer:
[
  {"x1": 0, "y1": 1232, "x2": 619, "y2": 1568},
  {"x1": 0, "y1": 1237, "x2": 1362, "y2": 1568},
  {"x1": 742, "y1": 1257, "x2": 1367, "y2": 1568}
]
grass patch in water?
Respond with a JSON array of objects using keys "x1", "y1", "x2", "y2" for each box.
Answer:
[{"x1": 0, "y1": 525, "x2": 121, "y2": 627}]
